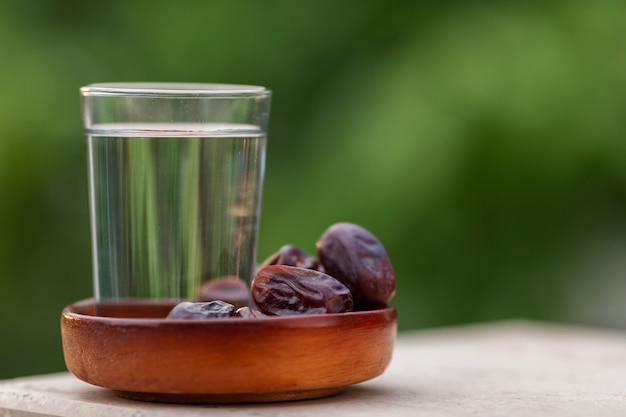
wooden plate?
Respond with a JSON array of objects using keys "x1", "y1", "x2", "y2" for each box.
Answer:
[{"x1": 60, "y1": 298, "x2": 397, "y2": 403}]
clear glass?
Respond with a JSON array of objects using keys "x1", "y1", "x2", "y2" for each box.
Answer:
[{"x1": 81, "y1": 83, "x2": 271, "y2": 306}]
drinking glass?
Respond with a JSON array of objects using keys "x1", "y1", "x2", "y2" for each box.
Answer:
[{"x1": 81, "y1": 83, "x2": 271, "y2": 306}]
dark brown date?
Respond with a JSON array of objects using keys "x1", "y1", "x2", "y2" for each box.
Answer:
[
  {"x1": 316, "y1": 222, "x2": 395, "y2": 310},
  {"x1": 235, "y1": 306, "x2": 266, "y2": 318},
  {"x1": 166, "y1": 300, "x2": 236, "y2": 319},
  {"x1": 258, "y1": 245, "x2": 323, "y2": 272},
  {"x1": 198, "y1": 276, "x2": 249, "y2": 308},
  {"x1": 251, "y1": 265, "x2": 354, "y2": 315}
]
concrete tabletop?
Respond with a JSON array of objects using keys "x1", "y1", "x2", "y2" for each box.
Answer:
[{"x1": 1, "y1": 320, "x2": 626, "y2": 416}]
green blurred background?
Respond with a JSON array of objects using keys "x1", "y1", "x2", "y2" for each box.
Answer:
[{"x1": 1, "y1": 0, "x2": 626, "y2": 378}]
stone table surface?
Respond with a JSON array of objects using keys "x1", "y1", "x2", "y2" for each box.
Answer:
[{"x1": 1, "y1": 320, "x2": 626, "y2": 416}]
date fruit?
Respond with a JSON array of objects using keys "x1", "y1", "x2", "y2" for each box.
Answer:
[
  {"x1": 258, "y1": 245, "x2": 322, "y2": 271},
  {"x1": 199, "y1": 276, "x2": 249, "y2": 308},
  {"x1": 316, "y1": 222, "x2": 395, "y2": 309},
  {"x1": 252, "y1": 265, "x2": 354, "y2": 315},
  {"x1": 235, "y1": 306, "x2": 266, "y2": 318},
  {"x1": 166, "y1": 300, "x2": 236, "y2": 319}
]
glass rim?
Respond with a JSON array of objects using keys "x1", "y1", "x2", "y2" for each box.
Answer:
[{"x1": 81, "y1": 82, "x2": 271, "y2": 98}]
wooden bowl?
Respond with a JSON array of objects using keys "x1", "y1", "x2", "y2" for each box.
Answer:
[{"x1": 60, "y1": 298, "x2": 397, "y2": 403}]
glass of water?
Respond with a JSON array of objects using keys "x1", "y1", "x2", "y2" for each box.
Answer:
[{"x1": 81, "y1": 83, "x2": 271, "y2": 307}]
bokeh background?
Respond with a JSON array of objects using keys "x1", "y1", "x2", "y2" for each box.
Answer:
[{"x1": 1, "y1": 0, "x2": 626, "y2": 379}]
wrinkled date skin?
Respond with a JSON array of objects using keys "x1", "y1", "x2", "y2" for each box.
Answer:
[
  {"x1": 258, "y1": 245, "x2": 323, "y2": 272},
  {"x1": 252, "y1": 265, "x2": 354, "y2": 315},
  {"x1": 235, "y1": 306, "x2": 266, "y2": 318},
  {"x1": 316, "y1": 222, "x2": 396, "y2": 310},
  {"x1": 166, "y1": 300, "x2": 237, "y2": 319}
]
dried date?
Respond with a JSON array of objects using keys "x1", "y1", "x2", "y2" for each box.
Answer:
[
  {"x1": 199, "y1": 276, "x2": 249, "y2": 308},
  {"x1": 258, "y1": 245, "x2": 323, "y2": 272},
  {"x1": 235, "y1": 306, "x2": 266, "y2": 318},
  {"x1": 166, "y1": 300, "x2": 236, "y2": 319},
  {"x1": 316, "y1": 222, "x2": 395, "y2": 310},
  {"x1": 251, "y1": 265, "x2": 354, "y2": 315}
]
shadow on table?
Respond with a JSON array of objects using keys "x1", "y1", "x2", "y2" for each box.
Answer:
[
  {"x1": 73, "y1": 382, "x2": 416, "y2": 414},
  {"x1": 201, "y1": 384, "x2": 414, "y2": 411}
]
